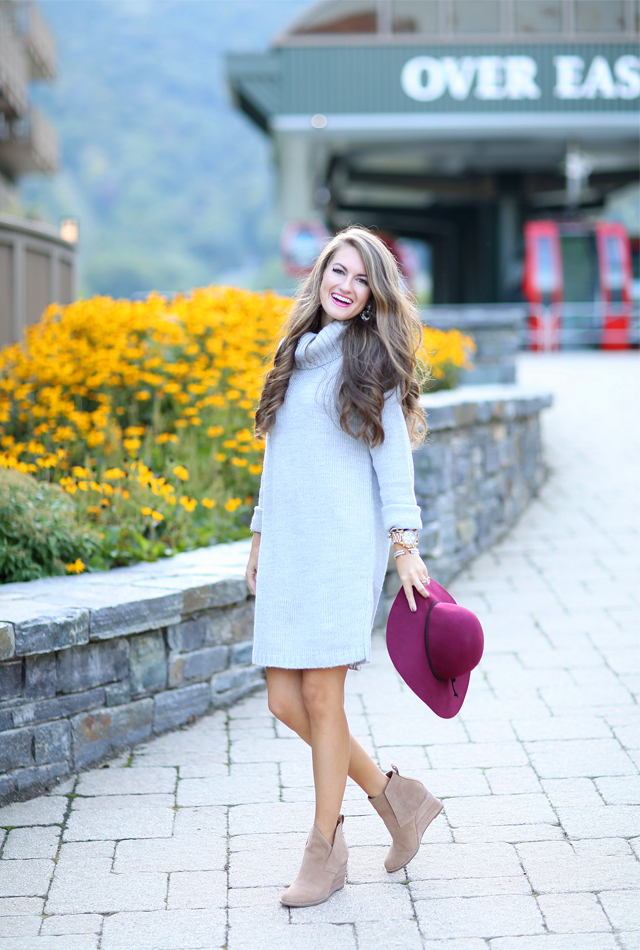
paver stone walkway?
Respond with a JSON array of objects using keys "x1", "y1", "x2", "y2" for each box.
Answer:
[{"x1": 0, "y1": 351, "x2": 638, "y2": 950}]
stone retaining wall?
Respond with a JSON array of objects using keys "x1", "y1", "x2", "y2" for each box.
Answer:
[
  {"x1": 421, "y1": 305, "x2": 526, "y2": 385},
  {"x1": 0, "y1": 546, "x2": 262, "y2": 803},
  {"x1": 381, "y1": 385, "x2": 553, "y2": 609},
  {"x1": 0, "y1": 385, "x2": 552, "y2": 805}
]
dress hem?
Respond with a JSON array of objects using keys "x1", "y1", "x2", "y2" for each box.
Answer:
[{"x1": 253, "y1": 652, "x2": 371, "y2": 671}]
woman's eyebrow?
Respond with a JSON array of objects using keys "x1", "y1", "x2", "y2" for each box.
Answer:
[{"x1": 332, "y1": 260, "x2": 368, "y2": 278}]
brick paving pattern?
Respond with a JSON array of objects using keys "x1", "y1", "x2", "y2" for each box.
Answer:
[{"x1": 0, "y1": 352, "x2": 638, "y2": 950}]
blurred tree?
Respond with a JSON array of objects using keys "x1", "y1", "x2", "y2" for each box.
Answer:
[{"x1": 21, "y1": 0, "x2": 311, "y2": 297}]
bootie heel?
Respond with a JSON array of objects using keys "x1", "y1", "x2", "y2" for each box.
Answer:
[
  {"x1": 369, "y1": 765, "x2": 442, "y2": 872},
  {"x1": 280, "y1": 815, "x2": 348, "y2": 907}
]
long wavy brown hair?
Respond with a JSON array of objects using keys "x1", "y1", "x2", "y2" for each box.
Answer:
[{"x1": 254, "y1": 227, "x2": 426, "y2": 447}]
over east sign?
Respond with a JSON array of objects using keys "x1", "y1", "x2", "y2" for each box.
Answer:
[
  {"x1": 401, "y1": 53, "x2": 640, "y2": 102},
  {"x1": 278, "y1": 44, "x2": 640, "y2": 116}
]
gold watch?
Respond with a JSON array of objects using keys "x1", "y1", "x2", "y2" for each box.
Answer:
[{"x1": 390, "y1": 528, "x2": 419, "y2": 549}]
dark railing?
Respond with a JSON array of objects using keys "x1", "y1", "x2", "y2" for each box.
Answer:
[
  {"x1": 526, "y1": 301, "x2": 640, "y2": 348},
  {"x1": 1, "y1": 104, "x2": 58, "y2": 173},
  {"x1": 422, "y1": 302, "x2": 639, "y2": 378}
]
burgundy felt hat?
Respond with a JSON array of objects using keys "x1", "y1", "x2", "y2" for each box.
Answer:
[{"x1": 386, "y1": 579, "x2": 484, "y2": 719}]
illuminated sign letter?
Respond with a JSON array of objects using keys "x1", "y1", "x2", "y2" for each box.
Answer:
[
  {"x1": 475, "y1": 57, "x2": 507, "y2": 99},
  {"x1": 504, "y1": 56, "x2": 541, "y2": 100},
  {"x1": 401, "y1": 56, "x2": 446, "y2": 101},
  {"x1": 554, "y1": 55, "x2": 584, "y2": 98},
  {"x1": 581, "y1": 55, "x2": 618, "y2": 99},
  {"x1": 440, "y1": 57, "x2": 477, "y2": 100},
  {"x1": 614, "y1": 55, "x2": 640, "y2": 99}
]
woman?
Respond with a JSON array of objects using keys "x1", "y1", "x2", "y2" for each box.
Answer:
[{"x1": 245, "y1": 227, "x2": 442, "y2": 908}]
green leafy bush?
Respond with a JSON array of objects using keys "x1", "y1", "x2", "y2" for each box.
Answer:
[{"x1": 0, "y1": 469, "x2": 101, "y2": 583}]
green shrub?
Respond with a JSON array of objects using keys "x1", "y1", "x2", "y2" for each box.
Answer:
[{"x1": 0, "y1": 469, "x2": 101, "y2": 583}]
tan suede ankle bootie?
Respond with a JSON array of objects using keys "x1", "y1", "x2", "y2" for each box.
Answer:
[
  {"x1": 280, "y1": 816, "x2": 348, "y2": 908},
  {"x1": 369, "y1": 766, "x2": 442, "y2": 872}
]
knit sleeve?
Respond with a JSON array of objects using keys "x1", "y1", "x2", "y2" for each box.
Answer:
[
  {"x1": 250, "y1": 435, "x2": 268, "y2": 533},
  {"x1": 368, "y1": 389, "x2": 422, "y2": 533},
  {"x1": 250, "y1": 504, "x2": 263, "y2": 533}
]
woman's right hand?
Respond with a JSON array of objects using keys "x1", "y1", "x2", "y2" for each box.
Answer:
[{"x1": 245, "y1": 532, "x2": 261, "y2": 595}]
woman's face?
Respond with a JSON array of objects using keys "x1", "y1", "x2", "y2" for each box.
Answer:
[{"x1": 319, "y1": 245, "x2": 371, "y2": 328}]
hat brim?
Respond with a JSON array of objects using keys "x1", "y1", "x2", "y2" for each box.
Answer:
[{"x1": 386, "y1": 580, "x2": 471, "y2": 719}]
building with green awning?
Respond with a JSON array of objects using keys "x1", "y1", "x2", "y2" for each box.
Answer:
[{"x1": 227, "y1": 1, "x2": 639, "y2": 303}]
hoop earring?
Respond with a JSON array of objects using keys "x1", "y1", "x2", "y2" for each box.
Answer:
[{"x1": 360, "y1": 303, "x2": 373, "y2": 322}]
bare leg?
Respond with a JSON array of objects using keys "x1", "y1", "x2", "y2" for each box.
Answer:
[
  {"x1": 297, "y1": 667, "x2": 349, "y2": 841},
  {"x1": 266, "y1": 668, "x2": 389, "y2": 805}
]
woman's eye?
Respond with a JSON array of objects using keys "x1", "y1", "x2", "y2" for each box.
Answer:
[{"x1": 332, "y1": 267, "x2": 344, "y2": 275}]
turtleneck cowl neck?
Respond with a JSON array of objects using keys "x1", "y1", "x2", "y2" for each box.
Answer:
[{"x1": 295, "y1": 319, "x2": 347, "y2": 369}]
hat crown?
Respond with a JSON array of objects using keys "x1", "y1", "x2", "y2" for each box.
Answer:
[
  {"x1": 427, "y1": 602, "x2": 484, "y2": 681},
  {"x1": 385, "y1": 577, "x2": 484, "y2": 719}
]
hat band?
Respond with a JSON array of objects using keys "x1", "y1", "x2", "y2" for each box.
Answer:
[{"x1": 424, "y1": 599, "x2": 459, "y2": 698}]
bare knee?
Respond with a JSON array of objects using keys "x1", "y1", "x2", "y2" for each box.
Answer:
[
  {"x1": 301, "y1": 676, "x2": 343, "y2": 722},
  {"x1": 267, "y1": 687, "x2": 300, "y2": 728}
]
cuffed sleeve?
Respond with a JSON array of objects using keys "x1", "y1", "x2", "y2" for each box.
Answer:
[
  {"x1": 369, "y1": 389, "x2": 422, "y2": 533},
  {"x1": 250, "y1": 506, "x2": 263, "y2": 533}
]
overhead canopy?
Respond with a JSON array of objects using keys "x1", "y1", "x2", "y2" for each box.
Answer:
[
  {"x1": 226, "y1": 1, "x2": 639, "y2": 304},
  {"x1": 229, "y1": 0, "x2": 639, "y2": 140},
  {"x1": 228, "y1": 42, "x2": 639, "y2": 140}
]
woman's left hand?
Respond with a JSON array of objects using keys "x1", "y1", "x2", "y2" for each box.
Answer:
[{"x1": 395, "y1": 551, "x2": 430, "y2": 613}]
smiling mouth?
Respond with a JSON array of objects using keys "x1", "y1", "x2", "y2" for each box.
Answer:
[{"x1": 331, "y1": 293, "x2": 352, "y2": 307}]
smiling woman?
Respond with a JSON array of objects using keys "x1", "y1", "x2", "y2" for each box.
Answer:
[{"x1": 245, "y1": 226, "x2": 443, "y2": 909}]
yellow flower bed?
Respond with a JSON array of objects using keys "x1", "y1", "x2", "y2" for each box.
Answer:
[
  {"x1": 0, "y1": 288, "x2": 289, "y2": 568},
  {"x1": 418, "y1": 327, "x2": 476, "y2": 391},
  {"x1": 0, "y1": 288, "x2": 474, "y2": 574}
]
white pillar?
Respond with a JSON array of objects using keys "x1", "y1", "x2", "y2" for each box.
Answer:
[{"x1": 275, "y1": 134, "x2": 318, "y2": 221}]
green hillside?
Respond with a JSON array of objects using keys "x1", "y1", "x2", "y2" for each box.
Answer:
[{"x1": 21, "y1": 0, "x2": 311, "y2": 297}]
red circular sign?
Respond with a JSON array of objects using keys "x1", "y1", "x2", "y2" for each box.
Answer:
[{"x1": 280, "y1": 220, "x2": 330, "y2": 277}]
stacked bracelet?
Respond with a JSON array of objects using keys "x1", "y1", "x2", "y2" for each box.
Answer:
[{"x1": 394, "y1": 548, "x2": 419, "y2": 558}]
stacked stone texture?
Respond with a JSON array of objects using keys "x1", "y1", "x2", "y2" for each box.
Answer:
[
  {"x1": 0, "y1": 567, "x2": 263, "y2": 802},
  {"x1": 0, "y1": 386, "x2": 551, "y2": 805},
  {"x1": 422, "y1": 304, "x2": 525, "y2": 385},
  {"x1": 387, "y1": 388, "x2": 552, "y2": 600}
]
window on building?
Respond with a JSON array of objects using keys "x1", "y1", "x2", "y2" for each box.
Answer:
[
  {"x1": 560, "y1": 235, "x2": 599, "y2": 302},
  {"x1": 452, "y1": 0, "x2": 501, "y2": 33},
  {"x1": 574, "y1": 0, "x2": 626, "y2": 33},
  {"x1": 514, "y1": 1, "x2": 562, "y2": 33},
  {"x1": 292, "y1": 1, "x2": 377, "y2": 34},
  {"x1": 537, "y1": 238, "x2": 554, "y2": 299},
  {"x1": 605, "y1": 236, "x2": 624, "y2": 306},
  {"x1": 392, "y1": 0, "x2": 439, "y2": 33}
]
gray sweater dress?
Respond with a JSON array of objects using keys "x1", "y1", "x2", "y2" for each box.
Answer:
[{"x1": 250, "y1": 318, "x2": 422, "y2": 670}]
